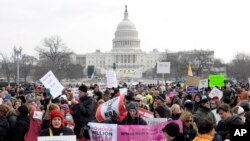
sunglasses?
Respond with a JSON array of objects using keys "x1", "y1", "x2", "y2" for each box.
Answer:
[
  {"x1": 135, "y1": 100, "x2": 140, "y2": 102},
  {"x1": 185, "y1": 120, "x2": 193, "y2": 123}
]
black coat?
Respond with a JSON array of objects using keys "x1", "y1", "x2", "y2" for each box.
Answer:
[
  {"x1": 120, "y1": 114, "x2": 147, "y2": 125},
  {"x1": 183, "y1": 124, "x2": 197, "y2": 140},
  {"x1": 11, "y1": 115, "x2": 30, "y2": 141},
  {"x1": 216, "y1": 115, "x2": 244, "y2": 140},
  {"x1": 0, "y1": 116, "x2": 10, "y2": 141},
  {"x1": 40, "y1": 127, "x2": 75, "y2": 136},
  {"x1": 71, "y1": 96, "x2": 96, "y2": 137}
]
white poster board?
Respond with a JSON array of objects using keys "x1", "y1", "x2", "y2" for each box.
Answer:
[
  {"x1": 209, "y1": 87, "x2": 223, "y2": 100},
  {"x1": 199, "y1": 79, "x2": 208, "y2": 88},
  {"x1": 157, "y1": 62, "x2": 170, "y2": 74},
  {"x1": 119, "y1": 88, "x2": 127, "y2": 95},
  {"x1": 248, "y1": 77, "x2": 250, "y2": 85},
  {"x1": 106, "y1": 71, "x2": 118, "y2": 88},
  {"x1": 40, "y1": 70, "x2": 64, "y2": 99},
  {"x1": 38, "y1": 135, "x2": 76, "y2": 141}
]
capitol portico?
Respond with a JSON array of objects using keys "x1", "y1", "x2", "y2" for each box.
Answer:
[{"x1": 73, "y1": 6, "x2": 166, "y2": 78}]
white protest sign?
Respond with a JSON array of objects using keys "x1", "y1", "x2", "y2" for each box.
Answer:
[
  {"x1": 40, "y1": 70, "x2": 64, "y2": 99},
  {"x1": 157, "y1": 62, "x2": 170, "y2": 74},
  {"x1": 38, "y1": 135, "x2": 76, "y2": 141},
  {"x1": 0, "y1": 98, "x2": 2, "y2": 105},
  {"x1": 106, "y1": 71, "x2": 118, "y2": 88},
  {"x1": 209, "y1": 87, "x2": 223, "y2": 100},
  {"x1": 248, "y1": 78, "x2": 250, "y2": 85},
  {"x1": 199, "y1": 79, "x2": 208, "y2": 88},
  {"x1": 145, "y1": 118, "x2": 169, "y2": 125},
  {"x1": 71, "y1": 87, "x2": 79, "y2": 99},
  {"x1": 88, "y1": 122, "x2": 117, "y2": 141},
  {"x1": 119, "y1": 88, "x2": 127, "y2": 95},
  {"x1": 33, "y1": 111, "x2": 43, "y2": 120}
]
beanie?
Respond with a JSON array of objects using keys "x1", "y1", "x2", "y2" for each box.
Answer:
[
  {"x1": 18, "y1": 105, "x2": 29, "y2": 116},
  {"x1": 240, "y1": 100, "x2": 250, "y2": 112},
  {"x1": 126, "y1": 102, "x2": 138, "y2": 111},
  {"x1": 162, "y1": 122, "x2": 180, "y2": 137},
  {"x1": 157, "y1": 94, "x2": 166, "y2": 102},
  {"x1": 79, "y1": 84, "x2": 88, "y2": 93},
  {"x1": 50, "y1": 109, "x2": 64, "y2": 128}
]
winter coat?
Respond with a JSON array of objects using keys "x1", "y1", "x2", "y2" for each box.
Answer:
[
  {"x1": 71, "y1": 96, "x2": 96, "y2": 137},
  {"x1": 183, "y1": 124, "x2": 197, "y2": 140},
  {"x1": 40, "y1": 127, "x2": 75, "y2": 136},
  {"x1": 216, "y1": 115, "x2": 244, "y2": 140},
  {"x1": 24, "y1": 111, "x2": 42, "y2": 141},
  {"x1": 0, "y1": 116, "x2": 10, "y2": 141},
  {"x1": 194, "y1": 107, "x2": 216, "y2": 125},
  {"x1": 120, "y1": 114, "x2": 147, "y2": 125},
  {"x1": 193, "y1": 134, "x2": 214, "y2": 141},
  {"x1": 171, "y1": 133, "x2": 192, "y2": 141},
  {"x1": 11, "y1": 115, "x2": 30, "y2": 141},
  {"x1": 6, "y1": 110, "x2": 17, "y2": 129}
]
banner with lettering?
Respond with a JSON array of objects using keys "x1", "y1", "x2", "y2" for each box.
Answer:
[
  {"x1": 88, "y1": 122, "x2": 117, "y2": 141},
  {"x1": 145, "y1": 118, "x2": 169, "y2": 125},
  {"x1": 117, "y1": 120, "x2": 183, "y2": 141},
  {"x1": 38, "y1": 135, "x2": 76, "y2": 141}
]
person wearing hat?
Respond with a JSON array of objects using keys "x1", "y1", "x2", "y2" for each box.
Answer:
[
  {"x1": 162, "y1": 122, "x2": 189, "y2": 141},
  {"x1": 40, "y1": 109, "x2": 74, "y2": 136},
  {"x1": 155, "y1": 94, "x2": 171, "y2": 118},
  {"x1": 71, "y1": 84, "x2": 96, "y2": 139},
  {"x1": 120, "y1": 102, "x2": 147, "y2": 125},
  {"x1": 11, "y1": 105, "x2": 30, "y2": 141}
]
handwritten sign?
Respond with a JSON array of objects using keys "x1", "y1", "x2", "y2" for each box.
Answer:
[
  {"x1": 40, "y1": 70, "x2": 64, "y2": 99},
  {"x1": 209, "y1": 87, "x2": 223, "y2": 100},
  {"x1": 106, "y1": 71, "x2": 118, "y2": 88},
  {"x1": 199, "y1": 79, "x2": 208, "y2": 88}
]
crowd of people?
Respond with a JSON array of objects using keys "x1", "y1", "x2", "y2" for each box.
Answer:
[{"x1": 0, "y1": 81, "x2": 250, "y2": 141}]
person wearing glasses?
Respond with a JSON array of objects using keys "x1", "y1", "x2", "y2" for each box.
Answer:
[{"x1": 180, "y1": 111, "x2": 197, "y2": 140}]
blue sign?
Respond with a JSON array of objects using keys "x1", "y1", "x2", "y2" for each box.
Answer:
[{"x1": 187, "y1": 86, "x2": 198, "y2": 94}]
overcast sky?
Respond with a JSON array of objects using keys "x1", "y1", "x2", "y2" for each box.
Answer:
[{"x1": 1, "y1": 0, "x2": 250, "y2": 63}]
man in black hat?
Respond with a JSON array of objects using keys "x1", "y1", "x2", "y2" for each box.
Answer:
[{"x1": 155, "y1": 94, "x2": 171, "y2": 118}]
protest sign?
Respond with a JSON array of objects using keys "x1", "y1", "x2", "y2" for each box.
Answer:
[
  {"x1": 199, "y1": 79, "x2": 208, "y2": 88},
  {"x1": 119, "y1": 88, "x2": 127, "y2": 95},
  {"x1": 187, "y1": 86, "x2": 199, "y2": 94},
  {"x1": 186, "y1": 76, "x2": 200, "y2": 87},
  {"x1": 209, "y1": 87, "x2": 223, "y2": 100},
  {"x1": 38, "y1": 135, "x2": 76, "y2": 141},
  {"x1": 248, "y1": 78, "x2": 250, "y2": 85},
  {"x1": 96, "y1": 95, "x2": 126, "y2": 122},
  {"x1": 209, "y1": 74, "x2": 224, "y2": 87},
  {"x1": 138, "y1": 108, "x2": 154, "y2": 119},
  {"x1": 88, "y1": 122, "x2": 117, "y2": 141},
  {"x1": 157, "y1": 62, "x2": 170, "y2": 74},
  {"x1": 40, "y1": 70, "x2": 64, "y2": 99},
  {"x1": 33, "y1": 111, "x2": 43, "y2": 120},
  {"x1": 145, "y1": 118, "x2": 169, "y2": 125},
  {"x1": 106, "y1": 71, "x2": 118, "y2": 88}
]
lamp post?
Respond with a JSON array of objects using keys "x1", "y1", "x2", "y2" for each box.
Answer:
[{"x1": 14, "y1": 46, "x2": 22, "y2": 85}]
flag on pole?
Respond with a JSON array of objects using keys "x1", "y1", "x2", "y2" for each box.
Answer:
[{"x1": 188, "y1": 64, "x2": 193, "y2": 76}]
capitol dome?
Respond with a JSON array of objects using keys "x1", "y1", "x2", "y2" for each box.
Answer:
[{"x1": 112, "y1": 5, "x2": 141, "y2": 51}]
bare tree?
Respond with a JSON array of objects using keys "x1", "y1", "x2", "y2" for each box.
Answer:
[
  {"x1": 20, "y1": 54, "x2": 38, "y2": 82},
  {"x1": 0, "y1": 54, "x2": 15, "y2": 83},
  {"x1": 34, "y1": 35, "x2": 73, "y2": 81},
  {"x1": 227, "y1": 53, "x2": 250, "y2": 82}
]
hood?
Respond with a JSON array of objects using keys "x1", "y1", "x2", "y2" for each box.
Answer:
[
  {"x1": 0, "y1": 116, "x2": 9, "y2": 128},
  {"x1": 224, "y1": 115, "x2": 242, "y2": 124}
]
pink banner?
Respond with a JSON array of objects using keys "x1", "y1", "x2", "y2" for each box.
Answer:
[{"x1": 117, "y1": 120, "x2": 183, "y2": 141}]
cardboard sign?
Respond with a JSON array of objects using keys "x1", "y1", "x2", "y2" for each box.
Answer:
[
  {"x1": 33, "y1": 111, "x2": 43, "y2": 120},
  {"x1": 106, "y1": 71, "x2": 118, "y2": 88},
  {"x1": 209, "y1": 87, "x2": 223, "y2": 100},
  {"x1": 88, "y1": 122, "x2": 117, "y2": 141},
  {"x1": 38, "y1": 135, "x2": 76, "y2": 141},
  {"x1": 199, "y1": 79, "x2": 208, "y2": 88},
  {"x1": 186, "y1": 76, "x2": 200, "y2": 87},
  {"x1": 40, "y1": 70, "x2": 64, "y2": 99},
  {"x1": 96, "y1": 95, "x2": 126, "y2": 122},
  {"x1": 209, "y1": 74, "x2": 224, "y2": 87},
  {"x1": 157, "y1": 62, "x2": 171, "y2": 74}
]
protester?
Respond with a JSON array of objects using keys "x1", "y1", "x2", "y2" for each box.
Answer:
[
  {"x1": 40, "y1": 109, "x2": 74, "y2": 136},
  {"x1": 180, "y1": 111, "x2": 197, "y2": 140},
  {"x1": 162, "y1": 122, "x2": 191, "y2": 141},
  {"x1": 0, "y1": 104, "x2": 10, "y2": 141},
  {"x1": 193, "y1": 119, "x2": 215, "y2": 141}
]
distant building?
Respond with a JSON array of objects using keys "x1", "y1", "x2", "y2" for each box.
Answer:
[{"x1": 72, "y1": 6, "x2": 166, "y2": 78}]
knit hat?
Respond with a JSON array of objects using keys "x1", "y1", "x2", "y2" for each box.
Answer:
[
  {"x1": 184, "y1": 100, "x2": 194, "y2": 110},
  {"x1": 17, "y1": 105, "x2": 29, "y2": 116},
  {"x1": 240, "y1": 100, "x2": 250, "y2": 111},
  {"x1": 162, "y1": 122, "x2": 180, "y2": 137},
  {"x1": 79, "y1": 84, "x2": 88, "y2": 93},
  {"x1": 156, "y1": 94, "x2": 165, "y2": 102},
  {"x1": 126, "y1": 102, "x2": 139, "y2": 111},
  {"x1": 50, "y1": 109, "x2": 64, "y2": 128}
]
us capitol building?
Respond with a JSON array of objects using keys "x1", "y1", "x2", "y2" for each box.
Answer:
[{"x1": 72, "y1": 6, "x2": 166, "y2": 79}]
